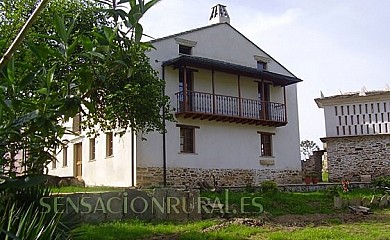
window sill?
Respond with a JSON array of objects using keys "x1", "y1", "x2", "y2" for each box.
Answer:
[
  {"x1": 89, "y1": 159, "x2": 96, "y2": 162},
  {"x1": 62, "y1": 165, "x2": 68, "y2": 168},
  {"x1": 259, "y1": 157, "x2": 275, "y2": 166},
  {"x1": 178, "y1": 152, "x2": 198, "y2": 155},
  {"x1": 105, "y1": 155, "x2": 114, "y2": 159}
]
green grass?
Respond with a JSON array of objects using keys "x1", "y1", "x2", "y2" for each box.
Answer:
[
  {"x1": 74, "y1": 210, "x2": 390, "y2": 240},
  {"x1": 338, "y1": 188, "x2": 386, "y2": 199},
  {"x1": 75, "y1": 219, "x2": 218, "y2": 240},
  {"x1": 202, "y1": 190, "x2": 335, "y2": 216},
  {"x1": 257, "y1": 212, "x2": 390, "y2": 240},
  {"x1": 322, "y1": 171, "x2": 329, "y2": 182}
]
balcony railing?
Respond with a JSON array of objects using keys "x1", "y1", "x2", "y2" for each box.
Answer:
[{"x1": 175, "y1": 91, "x2": 286, "y2": 126}]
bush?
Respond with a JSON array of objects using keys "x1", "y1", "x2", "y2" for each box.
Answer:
[
  {"x1": 373, "y1": 176, "x2": 390, "y2": 188},
  {"x1": 324, "y1": 186, "x2": 342, "y2": 198},
  {"x1": 0, "y1": 175, "x2": 81, "y2": 239},
  {"x1": 260, "y1": 180, "x2": 278, "y2": 194}
]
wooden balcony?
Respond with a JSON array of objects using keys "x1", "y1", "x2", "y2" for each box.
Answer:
[{"x1": 175, "y1": 91, "x2": 287, "y2": 127}]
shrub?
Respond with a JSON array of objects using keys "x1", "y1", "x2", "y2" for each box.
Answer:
[
  {"x1": 0, "y1": 175, "x2": 81, "y2": 239},
  {"x1": 324, "y1": 185, "x2": 342, "y2": 198},
  {"x1": 260, "y1": 180, "x2": 278, "y2": 194},
  {"x1": 373, "y1": 176, "x2": 390, "y2": 188}
]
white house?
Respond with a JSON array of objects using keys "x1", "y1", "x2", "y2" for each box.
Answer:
[
  {"x1": 49, "y1": 4, "x2": 303, "y2": 187},
  {"x1": 315, "y1": 88, "x2": 390, "y2": 182}
]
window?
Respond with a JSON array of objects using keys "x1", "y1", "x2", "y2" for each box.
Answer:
[
  {"x1": 257, "y1": 61, "x2": 267, "y2": 71},
  {"x1": 341, "y1": 106, "x2": 344, "y2": 115},
  {"x1": 63, "y1": 146, "x2": 68, "y2": 167},
  {"x1": 347, "y1": 105, "x2": 350, "y2": 115},
  {"x1": 52, "y1": 159, "x2": 57, "y2": 169},
  {"x1": 179, "y1": 45, "x2": 192, "y2": 55},
  {"x1": 180, "y1": 127, "x2": 195, "y2": 153},
  {"x1": 106, "y1": 132, "x2": 113, "y2": 157},
  {"x1": 335, "y1": 106, "x2": 338, "y2": 116},
  {"x1": 72, "y1": 113, "x2": 81, "y2": 133},
  {"x1": 89, "y1": 138, "x2": 96, "y2": 160},
  {"x1": 260, "y1": 133, "x2": 273, "y2": 157}
]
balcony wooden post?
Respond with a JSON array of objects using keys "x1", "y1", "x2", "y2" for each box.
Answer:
[
  {"x1": 238, "y1": 75, "x2": 242, "y2": 116},
  {"x1": 212, "y1": 70, "x2": 215, "y2": 114},
  {"x1": 283, "y1": 86, "x2": 287, "y2": 122},
  {"x1": 183, "y1": 66, "x2": 188, "y2": 111},
  {"x1": 261, "y1": 80, "x2": 266, "y2": 120}
]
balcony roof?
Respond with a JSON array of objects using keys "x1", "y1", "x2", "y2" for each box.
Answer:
[{"x1": 162, "y1": 55, "x2": 302, "y2": 86}]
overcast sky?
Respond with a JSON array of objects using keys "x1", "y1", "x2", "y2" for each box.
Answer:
[{"x1": 140, "y1": 0, "x2": 390, "y2": 146}]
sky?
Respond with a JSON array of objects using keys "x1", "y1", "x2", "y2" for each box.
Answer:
[{"x1": 139, "y1": 0, "x2": 390, "y2": 147}]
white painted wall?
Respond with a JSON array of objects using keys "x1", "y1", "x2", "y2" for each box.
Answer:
[
  {"x1": 321, "y1": 97, "x2": 390, "y2": 137},
  {"x1": 49, "y1": 124, "x2": 136, "y2": 187},
  {"x1": 140, "y1": 23, "x2": 301, "y2": 172}
]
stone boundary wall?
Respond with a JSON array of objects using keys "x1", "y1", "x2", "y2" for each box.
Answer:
[
  {"x1": 334, "y1": 194, "x2": 390, "y2": 209},
  {"x1": 137, "y1": 167, "x2": 302, "y2": 188},
  {"x1": 301, "y1": 150, "x2": 324, "y2": 180},
  {"x1": 50, "y1": 189, "x2": 201, "y2": 224},
  {"x1": 324, "y1": 135, "x2": 390, "y2": 182}
]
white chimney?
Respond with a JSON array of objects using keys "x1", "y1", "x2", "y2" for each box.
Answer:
[{"x1": 209, "y1": 4, "x2": 230, "y2": 24}]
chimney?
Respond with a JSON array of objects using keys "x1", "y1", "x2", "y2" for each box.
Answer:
[{"x1": 209, "y1": 4, "x2": 230, "y2": 24}]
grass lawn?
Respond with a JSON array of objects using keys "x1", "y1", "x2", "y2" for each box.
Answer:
[
  {"x1": 201, "y1": 190, "x2": 335, "y2": 216},
  {"x1": 72, "y1": 189, "x2": 390, "y2": 239},
  {"x1": 74, "y1": 210, "x2": 390, "y2": 240}
]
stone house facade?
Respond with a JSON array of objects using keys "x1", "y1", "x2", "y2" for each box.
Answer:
[
  {"x1": 49, "y1": 5, "x2": 303, "y2": 187},
  {"x1": 316, "y1": 89, "x2": 390, "y2": 182}
]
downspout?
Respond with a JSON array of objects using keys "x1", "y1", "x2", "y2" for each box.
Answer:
[
  {"x1": 162, "y1": 66, "x2": 167, "y2": 187},
  {"x1": 131, "y1": 128, "x2": 135, "y2": 187}
]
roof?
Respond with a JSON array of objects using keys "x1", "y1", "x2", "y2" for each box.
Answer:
[
  {"x1": 315, "y1": 90, "x2": 390, "y2": 108},
  {"x1": 162, "y1": 55, "x2": 302, "y2": 86},
  {"x1": 150, "y1": 22, "x2": 299, "y2": 79},
  {"x1": 150, "y1": 23, "x2": 224, "y2": 43}
]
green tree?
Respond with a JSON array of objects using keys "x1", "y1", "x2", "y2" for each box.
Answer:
[
  {"x1": 300, "y1": 140, "x2": 320, "y2": 160},
  {"x1": 0, "y1": 0, "x2": 167, "y2": 238},
  {"x1": 0, "y1": 0, "x2": 169, "y2": 176}
]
